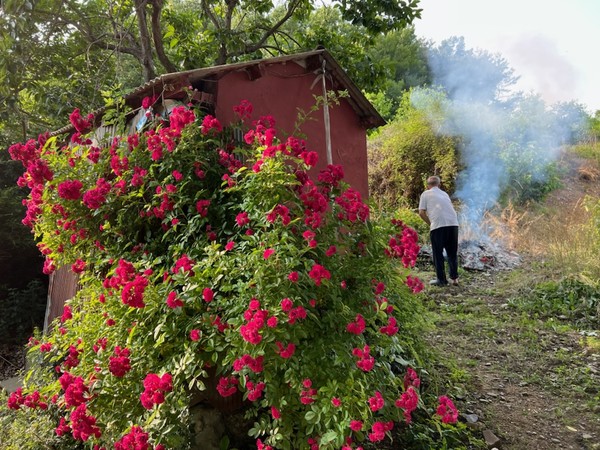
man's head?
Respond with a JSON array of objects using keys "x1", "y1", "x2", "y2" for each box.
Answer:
[{"x1": 426, "y1": 176, "x2": 441, "y2": 189}]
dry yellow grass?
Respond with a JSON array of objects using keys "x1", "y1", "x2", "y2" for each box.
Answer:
[
  {"x1": 488, "y1": 196, "x2": 600, "y2": 280},
  {"x1": 577, "y1": 164, "x2": 600, "y2": 182},
  {"x1": 471, "y1": 145, "x2": 600, "y2": 280}
]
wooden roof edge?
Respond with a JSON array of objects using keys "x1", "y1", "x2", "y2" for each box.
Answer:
[
  {"x1": 318, "y1": 50, "x2": 386, "y2": 129},
  {"x1": 51, "y1": 49, "x2": 385, "y2": 137}
]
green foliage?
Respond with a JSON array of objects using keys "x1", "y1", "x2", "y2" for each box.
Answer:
[
  {"x1": 366, "y1": 27, "x2": 431, "y2": 117},
  {"x1": 511, "y1": 278, "x2": 600, "y2": 329},
  {"x1": 550, "y1": 101, "x2": 589, "y2": 145},
  {"x1": 0, "y1": 182, "x2": 45, "y2": 293},
  {"x1": 335, "y1": 0, "x2": 422, "y2": 34},
  {"x1": 499, "y1": 160, "x2": 561, "y2": 205},
  {"x1": 496, "y1": 94, "x2": 572, "y2": 204},
  {"x1": 584, "y1": 195, "x2": 600, "y2": 266},
  {"x1": 277, "y1": 7, "x2": 387, "y2": 92},
  {"x1": 368, "y1": 89, "x2": 460, "y2": 207},
  {"x1": 0, "y1": 0, "x2": 135, "y2": 147},
  {"x1": 0, "y1": 0, "x2": 422, "y2": 148},
  {"x1": 584, "y1": 110, "x2": 600, "y2": 143},
  {"x1": 0, "y1": 116, "x2": 46, "y2": 346},
  {"x1": 0, "y1": 280, "x2": 47, "y2": 345},
  {"x1": 365, "y1": 91, "x2": 394, "y2": 122},
  {"x1": 383, "y1": 420, "x2": 484, "y2": 450},
  {"x1": 0, "y1": 388, "x2": 71, "y2": 450},
  {"x1": 1, "y1": 100, "x2": 464, "y2": 448}
]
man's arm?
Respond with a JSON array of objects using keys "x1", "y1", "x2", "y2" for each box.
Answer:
[{"x1": 419, "y1": 209, "x2": 430, "y2": 226}]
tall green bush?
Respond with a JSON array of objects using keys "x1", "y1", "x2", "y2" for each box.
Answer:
[{"x1": 368, "y1": 90, "x2": 460, "y2": 208}]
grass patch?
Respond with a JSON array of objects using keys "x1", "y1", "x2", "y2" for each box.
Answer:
[
  {"x1": 510, "y1": 206, "x2": 600, "y2": 279},
  {"x1": 573, "y1": 142, "x2": 600, "y2": 164},
  {"x1": 510, "y1": 277, "x2": 600, "y2": 329}
]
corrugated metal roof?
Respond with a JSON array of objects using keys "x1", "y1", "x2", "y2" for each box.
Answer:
[{"x1": 51, "y1": 49, "x2": 385, "y2": 136}]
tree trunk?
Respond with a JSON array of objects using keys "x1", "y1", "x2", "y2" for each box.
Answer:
[
  {"x1": 134, "y1": 0, "x2": 157, "y2": 81},
  {"x1": 150, "y1": 0, "x2": 178, "y2": 73}
]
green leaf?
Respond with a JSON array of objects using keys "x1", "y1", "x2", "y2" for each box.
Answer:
[
  {"x1": 219, "y1": 435, "x2": 230, "y2": 450},
  {"x1": 319, "y1": 430, "x2": 338, "y2": 445},
  {"x1": 304, "y1": 410, "x2": 317, "y2": 423}
]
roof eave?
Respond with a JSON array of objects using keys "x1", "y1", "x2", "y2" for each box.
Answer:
[{"x1": 51, "y1": 49, "x2": 386, "y2": 136}]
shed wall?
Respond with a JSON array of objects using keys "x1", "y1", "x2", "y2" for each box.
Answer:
[
  {"x1": 44, "y1": 266, "x2": 78, "y2": 331},
  {"x1": 215, "y1": 61, "x2": 369, "y2": 197}
]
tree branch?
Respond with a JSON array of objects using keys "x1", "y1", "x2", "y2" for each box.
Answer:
[
  {"x1": 270, "y1": 29, "x2": 302, "y2": 50},
  {"x1": 201, "y1": 0, "x2": 221, "y2": 31},
  {"x1": 150, "y1": 0, "x2": 178, "y2": 73},
  {"x1": 35, "y1": 5, "x2": 144, "y2": 62},
  {"x1": 233, "y1": 0, "x2": 304, "y2": 57}
]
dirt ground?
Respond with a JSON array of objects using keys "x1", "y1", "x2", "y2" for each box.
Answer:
[{"x1": 423, "y1": 268, "x2": 599, "y2": 450}]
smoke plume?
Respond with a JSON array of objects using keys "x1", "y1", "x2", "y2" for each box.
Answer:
[{"x1": 413, "y1": 37, "x2": 587, "y2": 235}]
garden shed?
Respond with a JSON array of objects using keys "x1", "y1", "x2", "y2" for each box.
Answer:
[{"x1": 44, "y1": 48, "x2": 385, "y2": 330}]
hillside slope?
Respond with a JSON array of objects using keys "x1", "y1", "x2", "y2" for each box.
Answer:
[{"x1": 421, "y1": 148, "x2": 600, "y2": 449}]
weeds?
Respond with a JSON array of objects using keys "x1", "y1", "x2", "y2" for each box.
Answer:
[
  {"x1": 573, "y1": 142, "x2": 600, "y2": 165},
  {"x1": 510, "y1": 278, "x2": 600, "y2": 328}
]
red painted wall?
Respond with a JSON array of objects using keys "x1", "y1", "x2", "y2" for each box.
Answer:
[{"x1": 215, "y1": 61, "x2": 369, "y2": 198}]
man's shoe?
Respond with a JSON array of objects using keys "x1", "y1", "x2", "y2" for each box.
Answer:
[
  {"x1": 450, "y1": 279, "x2": 459, "y2": 286},
  {"x1": 429, "y1": 279, "x2": 447, "y2": 286}
]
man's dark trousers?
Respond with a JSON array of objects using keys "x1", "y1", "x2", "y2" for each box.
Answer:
[{"x1": 430, "y1": 226, "x2": 459, "y2": 284}]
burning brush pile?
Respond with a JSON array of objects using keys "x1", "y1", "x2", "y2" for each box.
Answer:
[
  {"x1": 457, "y1": 238, "x2": 520, "y2": 270},
  {"x1": 419, "y1": 220, "x2": 522, "y2": 271}
]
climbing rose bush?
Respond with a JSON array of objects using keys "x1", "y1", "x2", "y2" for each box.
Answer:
[{"x1": 5, "y1": 98, "x2": 459, "y2": 449}]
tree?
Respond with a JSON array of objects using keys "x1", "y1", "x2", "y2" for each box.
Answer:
[
  {"x1": 2, "y1": 0, "x2": 422, "y2": 82},
  {"x1": 366, "y1": 26, "x2": 430, "y2": 118},
  {"x1": 0, "y1": 0, "x2": 422, "y2": 145},
  {"x1": 550, "y1": 100, "x2": 589, "y2": 145},
  {"x1": 275, "y1": 6, "x2": 388, "y2": 92},
  {"x1": 0, "y1": 1, "x2": 132, "y2": 146},
  {"x1": 586, "y1": 110, "x2": 600, "y2": 144}
]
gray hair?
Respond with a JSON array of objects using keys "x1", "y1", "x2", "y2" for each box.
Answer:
[{"x1": 427, "y1": 176, "x2": 441, "y2": 186}]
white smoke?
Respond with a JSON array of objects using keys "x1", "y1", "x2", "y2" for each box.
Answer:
[
  {"x1": 504, "y1": 33, "x2": 581, "y2": 106},
  {"x1": 413, "y1": 37, "x2": 588, "y2": 233}
]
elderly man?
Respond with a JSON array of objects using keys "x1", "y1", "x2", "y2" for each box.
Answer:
[{"x1": 418, "y1": 176, "x2": 459, "y2": 286}]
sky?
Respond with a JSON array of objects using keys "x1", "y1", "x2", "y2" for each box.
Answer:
[{"x1": 413, "y1": 0, "x2": 600, "y2": 112}]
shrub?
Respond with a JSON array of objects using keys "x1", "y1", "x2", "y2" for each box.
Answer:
[
  {"x1": 3, "y1": 99, "x2": 461, "y2": 449},
  {"x1": 573, "y1": 143, "x2": 600, "y2": 168},
  {"x1": 368, "y1": 90, "x2": 460, "y2": 208},
  {"x1": 0, "y1": 388, "x2": 69, "y2": 450}
]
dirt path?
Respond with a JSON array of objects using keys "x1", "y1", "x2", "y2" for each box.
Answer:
[{"x1": 424, "y1": 267, "x2": 599, "y2": 450}]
